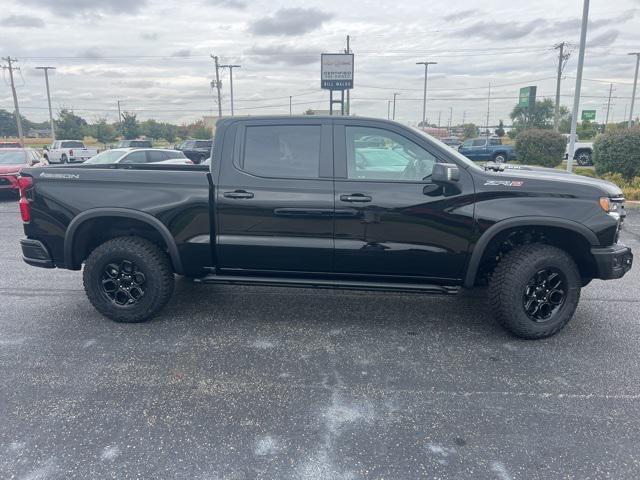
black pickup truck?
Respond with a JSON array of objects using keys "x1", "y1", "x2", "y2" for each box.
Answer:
[{"x1": 16, "y1": 116, "x2": 632, "y2": 339}]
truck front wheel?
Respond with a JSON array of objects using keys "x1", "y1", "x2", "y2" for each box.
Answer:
[
  {"x1": 488, "y1": 244, "x2": 581, "y2": 339},
  {"x1": 83, "y1": 236, "x2": 174, "y2": 323}
]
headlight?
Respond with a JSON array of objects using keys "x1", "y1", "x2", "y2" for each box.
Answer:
[{"x1": 600, "y1": 197, "x2": 620, "y2": 219}]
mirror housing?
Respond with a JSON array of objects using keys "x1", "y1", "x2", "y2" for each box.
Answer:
[{"x1": 432, "y1": 163, "x2": 460, "y2": 184}]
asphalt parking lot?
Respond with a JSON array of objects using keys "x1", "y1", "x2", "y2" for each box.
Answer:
[{"x1": 0, "y1": 193, "x2": 639, "y2": 480}]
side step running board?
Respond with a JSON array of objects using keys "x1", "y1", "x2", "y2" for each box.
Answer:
[{"x1": 194, "y1": 274, "x2": 459, "y2": 295}]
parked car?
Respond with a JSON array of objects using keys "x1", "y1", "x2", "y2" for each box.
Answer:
[
  {"x1": 563, "y1": 134, "x2": 594, "y2": 166},
  {"x1": 0, "y1": 141, "x2": 22, "y2": 148},
  {"x1": 439, "y1": 137, "x2": 462, "y2": 148},
  {"x1": 175, "y1": 139, "x2": 213, "y2": 163},
  {"x1": 115, "y1": 139, "x2": 153, "y2": 149},
  {"x1": 44, "y1": 140, "x2": 97, "y2": 164},
  {"x1": 83, "y1": 148, "x2": 190, "y2": 165},
  {"x1": 17, "y1": 116, "x2": 632, "y2": 339},
  {"x1": 458, "y1": 137, "x2": 516, "y2": 163},
  {"x1": 0, "y1": 148, "x2": 47, "y2": 194}
]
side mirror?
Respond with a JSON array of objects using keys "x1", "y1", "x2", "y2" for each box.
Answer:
[{"x1": 432, "y1": 163, "x2": 460, "y2": 184}]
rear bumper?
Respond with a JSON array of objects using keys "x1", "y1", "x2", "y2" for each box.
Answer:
[
  {"x1": 0, "y1": 175, "x2": 19, "y2": 190},
  {"x1": 591, "y1": 244, "x2": 633, "y2": 280},
  {"x1": 20, "y1": 238, "x2": 54, "y2": 268}
]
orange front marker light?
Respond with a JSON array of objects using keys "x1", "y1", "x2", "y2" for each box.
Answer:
[{"x1": 599, "y1": 197, "x2": 610, "y2": 212}]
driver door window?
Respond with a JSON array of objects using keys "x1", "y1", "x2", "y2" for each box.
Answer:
[
  {"x1": 120, "y1": 151, "x2": 148, "y2": 164},
  {"x1": 346, "y1": 126, "x2": 436, "y2": 181}
]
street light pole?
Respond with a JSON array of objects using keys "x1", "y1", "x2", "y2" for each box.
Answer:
[
  {"x1": 220, "y1": 64, "x2": 241, "y2": 116},
  {"x1": 416, "y1": 61, "x2": 437, "y2": 128},
  {"x1": 36, "y1": 66, "x2": 56, "y2": 141},
  {"x1": 567, "y1": 0, "x2": 589, "y2": 173},
  {"x1": 628, "y1": 52, "x2": 640, "y2": 128},
  {"x1": 392, "y1": 92, "x2": 399, "y2": 120}
]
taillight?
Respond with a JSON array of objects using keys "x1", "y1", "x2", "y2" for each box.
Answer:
[
  {"x1": 17, "y1": 176, "x2": 33, "y2": 223},
  {"x1": 69, "y1": 149, "x2": 74, "y2": 157}
]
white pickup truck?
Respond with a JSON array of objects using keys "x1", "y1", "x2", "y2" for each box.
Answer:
[
  {"x1": 563, "y1": 134, "x2": 594, "y2": 166},
  {"x1": 43, "y1": 140, "x2": 98, "y2": 164}
]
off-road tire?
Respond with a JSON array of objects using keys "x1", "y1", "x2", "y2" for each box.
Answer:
[
  {"x1": 61, "y1": 154, "x2": 68, "y2": 164},
  {"x1": 575, "y1": 150, "x2": 593, "y2": 166},
  {"x1": 489, "y1": 244, "x2": 581, "y2": 339},
  {"x1": 83, "y1": 236, "x2": 174, "y2": 323}
]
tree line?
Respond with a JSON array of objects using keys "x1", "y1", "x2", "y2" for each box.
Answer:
[{"x1": 0, "y1": 109, "x2": 212, "y2": 145}]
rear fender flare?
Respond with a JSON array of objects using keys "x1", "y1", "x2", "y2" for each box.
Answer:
[
  {"x1": 463, "y1": 216, "x2": 599, "y2": 288},
  {"x1": 64, "y1": 208, "x2": 184, "y2": 274}
]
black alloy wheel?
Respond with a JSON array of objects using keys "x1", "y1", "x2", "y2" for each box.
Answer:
[
  {"x1": 522, "y1": 268, "x2": 567, "y2": 322},
  {"x1": 101, "y1": 260, "x2": 147, "y2": 306}
]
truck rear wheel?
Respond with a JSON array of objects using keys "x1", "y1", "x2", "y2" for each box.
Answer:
[
  {"x1": 488, "y1": 244, "x2": 581, "y2": 339},
  {"x1": 83, "y1": 236, "x2": 174, "y2": 323},
  {"x1": 493, "y1": 153, "x2": 507, "y2": 163}
]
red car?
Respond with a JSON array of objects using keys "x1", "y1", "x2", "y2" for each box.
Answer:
[{"x1": 0, "y1": 148, "x2": 47, "y2": 194}]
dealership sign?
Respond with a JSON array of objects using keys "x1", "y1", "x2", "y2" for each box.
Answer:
[
  {"x1": 581, "y1": 110, "x2": 596, "y2": 121},
  {"x1": 321, "y1": 53, "x2": 354, "y2": 90},
  {"x1": 518, "y1": 86, "x2": 537, "y2": 108}
]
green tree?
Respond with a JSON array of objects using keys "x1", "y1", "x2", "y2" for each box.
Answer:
[
  {"x1": 510, "y1": 99, "x2": 569, "y2": 133},
  {"x1": 120, "y1": 112, "x2": 139, "y2": 139},
  {"x1": 462, "y1": 123, "x2": 478, "y2": 139},
  {"x1": 55, "y1": 109, "x2": 87, "y2": 140},
  {"x1": 188, "y1": 120, "x2": 211, "y2": 140},
  {"x1": 89, "y1": 118, "x2": 117, "y2": 147},
  {"x1": 161, "y1": 123, "x2": 178, "y2": 143},
  {"x1": 495, "y1": 120, "x2": 505, "y2": 137},
  {"x1": 0, "y1": 109, "x2": 19, "y2": 136},
  {"x1": 594, "y1": 127, "x2": 640, "y2": 179},
  {"x1": 140, "y1": 119, "x2": 163, "y2": 140}
]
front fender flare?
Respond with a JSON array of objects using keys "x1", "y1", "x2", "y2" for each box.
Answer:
[
  {"x1": 463, "y1": 216, "x2": 599, "y2": 288},
  {"x1": 64, "y1": 207, "x2": 184, "y2": 274}
]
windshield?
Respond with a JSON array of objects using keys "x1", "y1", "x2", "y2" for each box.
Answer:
[
  {"x1": 0, "y1": 150, "x2": 27, "y2": 165},
  {"x1": 411, "y1": 128, "x2": 483, "y2": 171},
  {"x1": 83, "y1": 150, "x2": 125, "y2": 164},
  {"x1": 194, "y1": 140, "x2": 212, "y2": 148}
]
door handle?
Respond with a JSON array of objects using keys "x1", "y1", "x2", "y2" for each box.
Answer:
[
  {"x1": 340, "y1": 193, "x2": 372, "y2": 203},
  {"x1": 223, "y1": 190, "x2": 254, "y2": 199}
]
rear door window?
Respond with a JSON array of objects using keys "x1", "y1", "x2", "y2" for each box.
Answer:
[
  {"x1": 120, "y1": 150, "x2": 148, "y2": 164},
  {"x1": 242, "y1": 125, "x2": 321, "y2": 179},
  {"x1": 61, "y1": 141, "x2": 84, "y2": 148},
  {"x1": 147, "y1": 150, "x2": 168, "y2": 163}
]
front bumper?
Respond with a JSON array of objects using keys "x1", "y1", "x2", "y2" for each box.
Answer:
[
  {"x1": 591, "y1": 244, "x2": 633, "y2": 280},
  {"x1": 20, "y1": 238, "x2": 54, "y2": 268}
]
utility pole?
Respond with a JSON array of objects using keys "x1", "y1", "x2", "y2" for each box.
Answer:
[
  {"x1": 220, "y1": 64, "x2": 241, "y2": 116},
  {"x1": 392, "y1": 92, "x2": 399, "y2": 120},
  {"x1": 1, "y1": 57, "x2": 24, "y2": 144},
  {"x1": 553, "y1": 42, "x2": 570, "y2": 131},
  {"x1": 210, "y1": 54, "x2": 222, "y2": 117},
  {"x1": 567, "y1": 0, "x2": 589, "y2": 173},
  {"x1": 462, "y1": 111, "x2": 466, "y2": 124},
  {"x1": 345, "y1": 35, "x2": 351, "y2": 115},
  {"x1": 387, "y1": 100, "x2": 391, "y2": 119},
  {"x1": 448, "y1": 107, "x2": 453, "y2": 135},
  {"x1": 289, "y1": 96, "x2": 293, "y2": 115},
  {"x1": 604, "y1": 83, "x2": 613, "y2": 130},
  {"x1": 628, "y1": 52, "x2": 640, "y2": 128},
  {"x1": 416, "y1": 61, "x2": 437, "y2": 128},
  {"x1": 437, "y1": 111, "x2": 441, "y2": 129},
  {"x1": 485, "y1": 83, "x2": 491, "y2": 137},
  {"x1": 117, "y1": 100, "x2": 122, "y2": 122},
  {"x1": 35, "y1": 66, "x2": 56, "y2": 141}
]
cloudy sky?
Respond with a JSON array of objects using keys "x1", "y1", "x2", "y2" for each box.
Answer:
[{"x1": 1, "y1": 0, "x2": 639, "y2": 127}]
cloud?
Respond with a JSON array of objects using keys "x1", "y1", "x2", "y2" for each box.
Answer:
[
  {"x1": 207, "y1": 0, "x2": 246, "y2": 8},
  {"x1": 0, "y1": 15, "x2": 45, "y2": 28},
  {"x1": 250, "y1": 8, "x2": 333, "y2": 36},
  {"x1": 77, "y1": 48, "x2": 103, "y2": 58},
  {"x1": 115, "y1": 80, "x2": 159, "y2": 88},
  {"x1": 456, "y1": 19, "x2": 546, "y2": 40},
  {"x1": 141, "y1": 32, "x2": 159, "y2": 41},
  {"x1": 171, "y1": 49, "x2": 191, "y2": 57},
  {"x1": 21, "y1": 0, "x2": 148, "y2": 16},
  {"x1": 245, "y1": 44, "x2": 318, "y2": 65},
  {"x1": 443, "y1": 9, "x2": 476, "y2": 22},
  {"x1": 588, "y1": 29, "x2": 620, "y2": 47}
]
